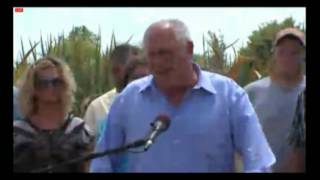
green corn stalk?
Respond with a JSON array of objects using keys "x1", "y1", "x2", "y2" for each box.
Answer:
[
  {"x1": 53, "y1": 37, "x2": 58, "y2": 55},
  {"x1": 47, "y1": 34, "x2": 53, "y2": 55},
  {"x1": 207, "y1": 32, "x2": 222, "y2": 72},
  {"x1": 105, "y1": 45, "x2": 109, "y2": 57},
  {"x1": 61, "y1": 32, "x2": 65, "y2": 57},
  {"x1": 40, "y1": 33, "x2": 46, "y2": 57},
  {"x1": 225, "y1": 39, "x2": 239, "y2": 50},
  {"x1": 14, "y1": 41, "x2": 40, "y2": 84},
  {"x1": 20, "y1": 37, "x2": 25, "y2": 61},
  {"x1": 94, "y1": 27, "x2": 102, "y2": 94},
  {"x1": 102, "y1": 44, "x2": 112, "y2": 91},
  {"x1": 29, "y1": 39, "x2": 37, "y2": 63},
  {"x1": 229, "y1": 57, "x2": 261, "y2": 87},
  {"x1": 56, "y1": 35, "x2": 61, "y2": 56},
  {"x1": 109, "y1": 30, "x2": 116, "y2": 58},
  {"x1": 202, "y1": 33, "x2": 208, "y2": 69},
  {"x1": 237, "y1": 62, "x2": 251, "y2": 87},
  {"x1": 15, "y1": 27, "x2": 128, "y2": 116},
  {"x1": 21, "y1": 41, "x2": 40, "y2": 65},
  {"x1": 125, "y1": 34, "x2": 134, "y2": 44}
]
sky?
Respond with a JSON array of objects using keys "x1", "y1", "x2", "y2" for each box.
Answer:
[{"x1": 13, "y1": 7, "x2": 306, "y2": 62}]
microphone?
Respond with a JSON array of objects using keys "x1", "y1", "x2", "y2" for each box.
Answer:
[{"x1": 144, "y1": 115, "x2": 171, "y2": 151}]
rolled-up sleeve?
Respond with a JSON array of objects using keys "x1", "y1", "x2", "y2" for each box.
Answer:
[
  {"x1": 90, "y1": 96, "x2": 126, "y2": 172},
  {"x1": 229, "y1": 80, "x2": 276, "y2": 172}
]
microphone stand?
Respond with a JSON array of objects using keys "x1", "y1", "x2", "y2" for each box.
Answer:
[{"x1": 31, "y1": 139, "x2": 147, "y2": 173}]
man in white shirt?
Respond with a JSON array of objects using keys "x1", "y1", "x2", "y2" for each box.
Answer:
[{"x1": 83, "y1": 44, "x2": 141, "y2": 140}]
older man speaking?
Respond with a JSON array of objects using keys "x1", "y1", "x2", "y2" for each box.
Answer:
[{"x1": 90, "y1": 19, "x2": 275, "y2": 173}]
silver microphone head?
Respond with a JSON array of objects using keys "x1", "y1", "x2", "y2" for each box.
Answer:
[{"x1": 143, "y1": 115, "x2": 171, "y2": 151}]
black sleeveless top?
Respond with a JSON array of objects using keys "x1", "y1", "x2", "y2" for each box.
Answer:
[{"x1": 13, "y1": 114, "x2": 95, "y2": 173}]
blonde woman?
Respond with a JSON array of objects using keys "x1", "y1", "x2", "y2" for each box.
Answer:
[{"x1": 14, "y1": 57, "x2": 94, "y2": 173}]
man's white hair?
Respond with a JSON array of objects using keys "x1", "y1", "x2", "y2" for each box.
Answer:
[{"x1": 143, "y1": 19, "x2": 191, "y2": 47}]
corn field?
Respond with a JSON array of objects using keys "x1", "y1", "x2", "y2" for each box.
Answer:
[{"x1": 13, "y1": 26, "x2": 262, "y2": 117}]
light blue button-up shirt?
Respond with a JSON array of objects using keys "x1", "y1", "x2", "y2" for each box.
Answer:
[{"x1": 90, "y1": 64, "x2": 275, "y2": 172}]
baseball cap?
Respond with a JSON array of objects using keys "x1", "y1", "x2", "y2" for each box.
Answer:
[{"x1": 274, "y1": 28, "x2": 306, "y2": 47}]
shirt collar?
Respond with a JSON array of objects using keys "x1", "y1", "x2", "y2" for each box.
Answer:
[
  {"x1": 192, "y1": 63, "x2": 217, "y2": 94},
  {"x1": 138, "y1": 75, "x2": 153, "y2": 93},
  {"x1": 138, "y1": 63, "x2": 217, "y2": 95}
]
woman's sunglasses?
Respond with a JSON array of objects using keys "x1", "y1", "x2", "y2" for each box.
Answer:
[{"x1": 35, "y1": 78, "x2": 64, "y2": 89}]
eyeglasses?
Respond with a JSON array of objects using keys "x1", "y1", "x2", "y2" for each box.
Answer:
[{"x1": 35, "y1": 78, "x2": 64, "y2": 89}]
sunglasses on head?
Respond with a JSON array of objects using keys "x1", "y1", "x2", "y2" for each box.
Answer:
[{"x1": 35, "y1": 78, "x2": 63, "y2": 89}]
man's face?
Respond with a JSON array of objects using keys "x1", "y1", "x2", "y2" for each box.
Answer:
[
  {"x1": 111, "y1": 63, "x2": 126, "y2": 89},
  {"x1": 273, "y1": 38, "x2": 305, "y2": 76},
  {"x1": 144, "y1": 27, "x2": 193, "y2": 86},
  {"x1": 128, "y1": 65, "x2": 150, "y2": 83},
  {"x1": 111, "y1": 53, "x2": 142, "y2": 90}
]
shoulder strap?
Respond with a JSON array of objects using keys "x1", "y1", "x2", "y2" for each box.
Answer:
[
  {"x1": 62, "y1": 116, "x2": 95, "y2": 147},
  {"x1": 64, "y1": 115, "x2": 86, "y2": 134},
  {"x1": 61, "y1": 113, "x2": 74, "y2": 131},
  {"x1": 14, "y1": 120, "x2": 38, "y2": 137}
]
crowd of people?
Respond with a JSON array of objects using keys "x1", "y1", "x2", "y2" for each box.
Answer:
[{"x1": 13, "y1": 19, "x2": 305, "y2": 173}]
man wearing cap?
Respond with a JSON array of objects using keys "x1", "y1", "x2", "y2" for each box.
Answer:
[{"x1": 244, "y1": 28, "x2": 306, "y2": 172}]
